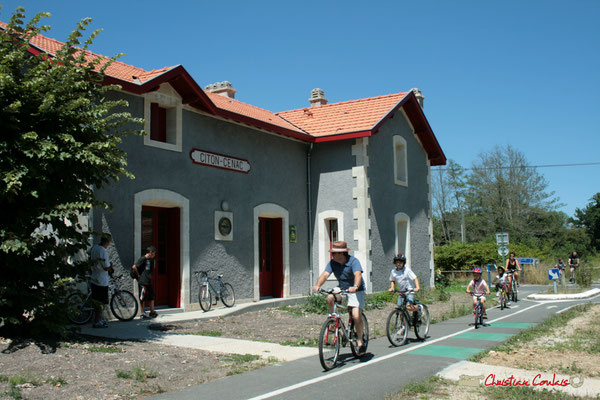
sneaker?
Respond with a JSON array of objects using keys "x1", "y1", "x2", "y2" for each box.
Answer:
[
  {"x1": 93, "y1": 320, "x2": 108, "y2": 328},
  {"x1": 358, "y1": 344, "x2": 367, "y2": 355},
  {"x1": 149, "y1": 312, "x2": 158, "y2": 318},
  {"x1": 141, "y1": 313, "x2": 151, "y2": 319},
  {"x1": 482, "y1": 314, "x2": 488, "y2": 319}
]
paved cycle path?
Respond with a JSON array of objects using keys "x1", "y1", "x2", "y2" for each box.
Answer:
[{"x1": 150, "y1": 287, "x2": 600, "y2": 400}]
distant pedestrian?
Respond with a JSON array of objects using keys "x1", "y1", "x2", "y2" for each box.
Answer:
[
  {"x1": 568, "y1": 251, "x2": 580, "y2": 283},
  {"x1": 88, "y1": 235, "x2": 114, "y2": 328},
  {"x1": 132, "y1": 245, "x2": 158, "y2": 319}
]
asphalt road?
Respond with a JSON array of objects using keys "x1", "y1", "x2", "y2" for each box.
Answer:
[{"x1": 151, "y1": 286, "x2": 600, "y2": 400}]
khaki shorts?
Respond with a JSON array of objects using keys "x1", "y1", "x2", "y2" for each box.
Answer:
[{"x1": 344, "y1": 291, "x2": 365, "y2": 309}]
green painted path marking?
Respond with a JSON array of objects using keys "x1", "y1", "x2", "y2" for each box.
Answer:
[
  {"x1": 488, "y1": 322, "x2": 535, "y2": 329},
  {"x1": 454, "y1": 331, "x2": 513, "y2": 341},
  {"x1": 408, "y1": 345, "x2": 484, "y2": 359}
]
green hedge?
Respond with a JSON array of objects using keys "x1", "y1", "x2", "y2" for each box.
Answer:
[{"x1": 434, "y1": 241, "x2": 546, "y2": 271}]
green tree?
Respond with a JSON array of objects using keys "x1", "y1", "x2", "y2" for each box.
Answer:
[
  {"x1": 0, "y1": 8, "x2": 142, "y2": 336},
  {"x1": 466, "y1": 145, "x2": 560, "y2": 245},
  {"x1": 572, "y1": 192, "x2": 600, "y2": 252}
]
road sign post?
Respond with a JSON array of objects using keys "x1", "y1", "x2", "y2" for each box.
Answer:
[{"x1": 549, "y1": 268, "x2": 560, "y2": 294}]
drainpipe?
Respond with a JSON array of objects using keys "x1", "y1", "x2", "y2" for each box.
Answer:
[{"x1": 307, "y1": 143, "x2": 314, "y2": 291}]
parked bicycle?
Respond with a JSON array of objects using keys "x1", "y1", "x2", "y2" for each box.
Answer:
[
  {"x1": 66, "y1": 275, "x2": 138, "y2": 324},
  {"x1": 194, "y1": 269, "x2": 235, "y2": 312},
  {"x1": 471, "y1": 293, "x2": 486, "y2": 329},
  {"x1": 386, "y1": 290, "x2": 430, "y2": 347},
  {"x1": 507, "y1": 271, "x2": 518, "y2": 303},
  {"x1": 317, "y1": 288, "x2": 369, "y2": 371}
]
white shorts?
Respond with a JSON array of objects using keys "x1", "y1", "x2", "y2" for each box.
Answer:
[
  {"x1": 473, "y1": 295, "x2": 486, "y2": 302},
  {"x1": 344, "y1": 291, "x2": 365, "y2": 309}
]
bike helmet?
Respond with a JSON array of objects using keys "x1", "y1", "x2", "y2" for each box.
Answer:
[
  {"x1": 393, "y1": 253, "x2": 406, "y2": 263},
  {"x1": 497, "y1": 266, "x2": 505, "y2": 273},
  {"x1": 473, "y1": 267, "x2": 482, "y2": 274}
]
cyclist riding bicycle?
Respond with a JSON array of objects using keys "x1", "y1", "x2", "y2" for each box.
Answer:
[
  {"x1": 466, "y1": 267, "x2": 490, "y2": 318},
  {"x1": 312, "y1": 240, "x2": 366, "y2": 355},
  {"x1": 555, "y1": 258, "x2": 566, "y2": 280},
  {"x1": 492, "y1": 265, "x2": 509, "y2": 302},
  {"x1": 505, "y1": 251, "x2": 521, "y2": 289},
  {"x1": 388, "y1": 253, "x2": 420, "y2": 318}
]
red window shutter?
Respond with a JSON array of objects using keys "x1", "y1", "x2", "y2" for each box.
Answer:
[{"x1": 150, "y1": 103, "x2": 167, "y2": 142}]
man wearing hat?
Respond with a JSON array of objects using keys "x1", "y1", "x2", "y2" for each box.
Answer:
[{"x1": 312, "y1": 240, "x2": 366, "y2": 354}]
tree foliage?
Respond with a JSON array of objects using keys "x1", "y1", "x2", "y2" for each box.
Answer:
[
  {"x1": 572, "y1": 193, "x2": 600, "y2": 252},
  {"x1": 0, "y1": 8, "x2": 142, "y2": 336}
]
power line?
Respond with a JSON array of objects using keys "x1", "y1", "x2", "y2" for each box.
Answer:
[{"x1": 433, "y1": 161, "x2": 600, "y2": 172}]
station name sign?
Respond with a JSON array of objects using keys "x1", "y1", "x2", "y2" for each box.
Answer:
[{"x1": 190, "y1": 149, "x2": 250, "y2": 174}]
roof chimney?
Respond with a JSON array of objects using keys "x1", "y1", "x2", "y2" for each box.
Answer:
[
  {"x1": 411, "y1": 88, "x2": 425, "y2": 108},
  {"x1": 205, "y1": 81, "x2": 236, "y2": 99},
  {"x1": 309, "y1": 88, "x2": 328, "y2": 107}
]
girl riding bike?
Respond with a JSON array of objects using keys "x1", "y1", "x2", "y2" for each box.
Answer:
[{"x1": 466, "y1": 267, "x2": 490, "y2": 318}]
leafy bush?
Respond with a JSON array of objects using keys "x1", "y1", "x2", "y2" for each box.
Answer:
[
  {"x1": 434, "y1": 241, "x2": 545, "y2": 271},
  {"x1": 575, "y1": 262, "x2": 593, "y2": 288}
]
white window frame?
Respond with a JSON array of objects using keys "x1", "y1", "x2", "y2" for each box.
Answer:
[
  {"x1": 317, "y1": 210, "x2": 344, "y2": 277},
  {"x1": 395, "y1": 212, "x2": 410, "y2": 265},
  {"x1": 393, "y1": 135, "x2": 408, "y2": 187},
  {"x1": 143, "y1": 87, "x2": 182, "y2": 152}
]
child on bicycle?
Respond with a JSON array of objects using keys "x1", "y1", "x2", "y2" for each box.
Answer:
[
  {"x1": 492, "y1": 266, "x2": 509, "y2": 301},
  {"x1": 466, "y1": 267, "x2": 490, "y2": 318},
  {"x1": 388, "y1": 253, "x2": 420, "y2": 315}
]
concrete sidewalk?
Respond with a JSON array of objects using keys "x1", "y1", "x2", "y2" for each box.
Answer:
[
  {"x1": 527, "y1": 287, "x2": 600, "y2": 300},
  {"x1": 438, "y1": 360, "x2": 600, "y2": 397},
  {"x1": 79, "y1": 297, "x2": 318, "y2": 362}
]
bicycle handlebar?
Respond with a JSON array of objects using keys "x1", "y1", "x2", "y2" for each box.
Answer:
[{"x1": 317, "y1": 288, "x2": 349, "y2": 295}]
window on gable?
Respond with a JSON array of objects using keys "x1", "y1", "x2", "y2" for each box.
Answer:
[
  {"x1": 144, "y1": 91, "x2": 182, "y2": 152},
  {"x1": 393, "y1": 135, "x2": 408, "y2": 186},
  {"x1": 150, "y1": 103, "x2": 167, "y2": 142}
]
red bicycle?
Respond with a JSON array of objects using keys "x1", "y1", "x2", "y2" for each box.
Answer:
[{"x1": 317, "y1": 288, "x2": 369, "y2": 371}]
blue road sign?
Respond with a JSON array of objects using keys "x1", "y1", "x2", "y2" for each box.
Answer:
[
  {"x1": 548, "y1": 268, "x2": 560, "y2": 280},
  {"x1": 517, "y1": 258, "x2": 534, "y2": 264}
]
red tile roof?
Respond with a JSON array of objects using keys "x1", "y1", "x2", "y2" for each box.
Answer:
[
  {"x1": 0, "y1": 21, "x2": 174, "y2": 84},
  {"x1": 205, "y1": 91, "x2": 306, "y2": 134},
  {"x1": 277, "y1": 92, "x2": 408, "y2": 138},
  {"x1": 1, "y1": 20, "x2": 445, "y2": 164}
]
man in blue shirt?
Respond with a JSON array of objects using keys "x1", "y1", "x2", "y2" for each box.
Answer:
[{"x1": 312, "y1": 241, "x2": 366, "y2": 354}]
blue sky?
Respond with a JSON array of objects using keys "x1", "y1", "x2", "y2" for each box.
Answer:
[{"x1": 2, "y1": 0, "x2": 599, "y2": 217}]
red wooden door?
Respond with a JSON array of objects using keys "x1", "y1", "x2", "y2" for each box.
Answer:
[
  {"x1": 141, "y1": 206, "x2": 180, "y2": 307},
  {"x1": 259, "y1": 218, "x2": 283, "y2": 298}
]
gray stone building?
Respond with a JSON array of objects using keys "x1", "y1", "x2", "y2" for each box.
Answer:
[{"x1": 25, "y1": 31, "x2": 446, "y2": 310}]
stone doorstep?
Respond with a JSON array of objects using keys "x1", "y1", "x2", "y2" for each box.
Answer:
[{"x1": 437, "y1": 360, "x2": 600, "y2": 397}]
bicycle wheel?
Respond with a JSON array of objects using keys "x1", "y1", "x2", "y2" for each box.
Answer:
[
  {"x1": 350, "y1": 312, "x2": 369, "y2": 356},
  {"x1": 499, "y1": 292, "x2": 505, "y2": 310},
  {"x1": 414, "y1": 304, "x2": 430, "y2": 340},
  {"x1": 110, "y1": 290, "x2": 138, "y2": 321},
  {"x1": 220, "y1": 283, "x2": 235, "y2": 307},
  {"x1": 199, "y1": 284, "x2": 212, "y2": 312},
  {"x1": 511, "y1": 280, "x2": 518, "y2": 302},
  {"x1": 318, "y1": 317, "x2": 340, "y2": 371},
  {"x1": 66, "y1": 293, "x2": 94, "y2": 325},
  {"x1": 474, "y1": 306, "x2": 480, "y2": 329},
  {"x1": 386, "y1": 309, "x2": 408, "y2": 347}
]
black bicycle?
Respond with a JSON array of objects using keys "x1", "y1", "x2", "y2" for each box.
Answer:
[
  {"x1": 471, "y1": 293, "x2": 486, "y2": 329},
  {"x1": 386, "y1": 290, "x2": 430, "y2": 346},
  {"x1": 507, "y1": 271, "x2": 518, "y2": 303},
  {"x1": 195, "y1": 269, "x2": 235, "y2": 312},
  {"x1": 317, "y1": 288, "x2": 369, "y2": 371},
  {"x1": 66, "y1": 276, "x2": 138, "y2": 324}
]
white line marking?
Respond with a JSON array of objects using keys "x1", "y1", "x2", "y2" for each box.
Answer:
[
  {"x1": 547, "y1": 306, "x2": 558, "y2": 309},
  {"x1": 246, "y1": 302, "x2": 544, "y2": 400}
]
